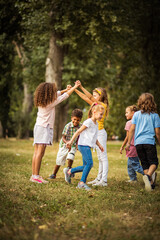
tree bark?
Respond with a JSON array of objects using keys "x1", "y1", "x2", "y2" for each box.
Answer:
[
  {"x1": 45, "y1": 32, "x2": 68, "y2": 142},
  {"x1": 13, "y1": 41, "x2": 33, "y2": 138}
]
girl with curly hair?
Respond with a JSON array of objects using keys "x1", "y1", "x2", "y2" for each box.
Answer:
[
  {"x1": 30, "y1": 81, "x2": 80, "y2": 184},
  {"x1": 74, "y1": 80, "x2": 109, "y2": 187},
  {"x1": 126, "y1": 93, "x2": 160, "y2": 191}
]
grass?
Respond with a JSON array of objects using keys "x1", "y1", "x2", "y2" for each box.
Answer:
[{"x1": 0, "y1": 138, "x2": 160, "y2": 240}]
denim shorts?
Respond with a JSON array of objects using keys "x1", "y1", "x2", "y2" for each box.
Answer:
[{"x1": 136, "y1": 144, "x2": 159, "y2": 170}]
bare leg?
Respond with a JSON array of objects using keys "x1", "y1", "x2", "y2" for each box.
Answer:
[
  {"x1": 143, "y1": 164, "x2": 157, "y2": 184},
  {"x1": 67, "y1": 159, "x2": 73, "y2": 168},
  {"x1": 53, "y1": 165, "x2": 61, "y2": 175},
  {"x1": 32, "y1": 144, "x2": 46, "y2": 175}
]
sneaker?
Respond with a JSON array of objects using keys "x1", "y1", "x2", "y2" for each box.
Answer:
[
  {"x1": 67, "y1": 167, "x2": 75, "y2": 178},
  {"x1": 151, "y1": 172, "x2": 157, "y2": 184},
  {"x1": 77, "y1": 182, "x2": 91, "y2": 191},
  {"x1": 63, "y1": 168, "x2": 71, "y2": 184},
  {"x1": 71, "y1": 173, "x2": 75, "y2": 178},
  {"x1": 48, "y1": 174, "x2": 56, "y2": 179},
  {"x1": 30, "y1": 176, "x2": 42, "y2": 184},
  {"x1": 92, "y1": 180, "x2": 108, "y2": 187},
  {"x1": 143, "y1": 175, "x2": 152, "y2": 191},
  {"x1": 87, "y1": 178, "x2": 100, "y2": 185},
  {"x1": 151, "y1": 172, "x2": 157, "y2": 189},
  {"x1": 126, "y1": 179, "x2": 137, "y2": 183},
  {"x1": 39, "y1": 176, "x2": 48, "y2": 184}
]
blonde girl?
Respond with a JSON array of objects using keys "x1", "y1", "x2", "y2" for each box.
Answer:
[
  {"x1": 30, "y1": 81, "x2": 80, "y2": 184},
  {"x1": 74, "y1": 80, "x2": 109, "y2": 186},
  {"x1": 126, "y1": 93, "x2": 160, "y2": 191},
  {"x1": 64, "y1": 103, "x2": 104, "y2": 191},
  {"x1": 120, "y1": 105, "x2": 144, "y2": 182}
]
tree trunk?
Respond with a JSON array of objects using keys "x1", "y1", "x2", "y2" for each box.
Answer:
[
  {"x1": 45, "y1": 32, "x2": 68, "y2": 142},
  {"x1": 13, "y1": 41, "x2": 33, "y2": 138}
]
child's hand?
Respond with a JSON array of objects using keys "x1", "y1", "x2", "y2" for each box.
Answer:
[
  {"x1": 75, "y1": 80, "x2": 81, "y2": 87},
  {"x1": 66, "y1": 85, "x2": 72, "y2": 90},
  {"x1": 125, "y1": 143, "x2": 130, "y2": 151},
  {"x1": 99, "y1": 144, "x2": 104, "y2": 152},
  {"x1": 66, "y1": 141, "x2": 72, "y2": 151},
  {"x1": 120, "y1": 147, "x2": 123, "y2": 154}
]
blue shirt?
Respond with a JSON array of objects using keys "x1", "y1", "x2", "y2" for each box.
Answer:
[{"x1": 132, "y1": 111, "x2": 160, "y2": 145}]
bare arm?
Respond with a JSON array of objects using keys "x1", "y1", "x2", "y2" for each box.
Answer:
[
  {"x1": 125, "y1": 124, "x2": 136, "y2": 151},
  {"x1": 80, "y1": 85, "x2": 98, "y2": 103},
  {"x1": 120, "y1": 131, "x2": 129, "y2": 154},
  {"x1": 62, "y1": 135, "x2": 67, "y2": 144},
  {"x1": 74, "y1": 89, "x2": 93, "y2": 105},
  {"x1": 61, "y1": 85, "x2": 72, "y2": 94},
  {"x1": 96, "y1": 139, "x2": 104, "y2": 152},
  {"x1": 155, "y1": 127, "x2": 160, "y2": 145},
  {"x1": 76, "y1": 80, "x2": 97, "y2": 103},
  {"x1": 66, "y1": 125, "x2": 87, "y2": 148},
  {"x1": 67, "y1": 82, "x2": 80, "y2": 96}
]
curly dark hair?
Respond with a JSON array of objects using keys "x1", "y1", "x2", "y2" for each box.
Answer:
[
  {"x1": 93, "y1": 87, "x2": 109, "y2": 116},
  {"x1": 71, "y1": 109, "x2": 83, "y2": 119},
  {"x1": 34, "y1": 82, "x2": 57, "y2": 107},
  {"x1": 137, "y1": 93, "x2": 157, "y2": 113}
]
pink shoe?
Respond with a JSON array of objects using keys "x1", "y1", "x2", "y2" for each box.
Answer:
[
  {"x1": 30, "y1": 176, "x2": 43, "y2": 184},
  {"x1": 39, "y1": 176, "x2": 48, "y2": 184}
]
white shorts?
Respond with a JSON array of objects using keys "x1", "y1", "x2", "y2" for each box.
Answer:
[
  {"x1": 56, "y1": 146, "x2": 76, "y2": 166},
  {"x1": 33, "y1": 124, "x2": 53, "y2": 145}
]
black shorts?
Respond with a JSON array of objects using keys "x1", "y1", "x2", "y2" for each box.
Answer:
[{"x1": 136, "y1": 144, "x2": 159, "y2": 170}]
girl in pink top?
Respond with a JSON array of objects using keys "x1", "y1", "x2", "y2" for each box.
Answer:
[
  {"x1": 120, "y1": 105, "x2": 144, "y2": 182},
  {"x1": 30, "y1": 81, "x2": 80, "y2": 184}
]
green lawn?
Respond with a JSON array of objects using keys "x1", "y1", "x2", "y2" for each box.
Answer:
[{"x1": 0, "y1": 139, "x2": 160, "y2": 240}]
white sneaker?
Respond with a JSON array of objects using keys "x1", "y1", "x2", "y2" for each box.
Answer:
[
  {"x1": 143, "y1": 175, "x2": 152, "y2": 191},
  {"x1": 126, "y1": 179, "x2": 137, "y2": 183},
  {"x1": 93, "y1": 180, "x2": 108, "y2": 187},
  {"x1": 87, "y1": 178, "x2": 100, "y2": 185},
  {"x1": 151, "y1": 172, "x2": 157, "y2": 184}
]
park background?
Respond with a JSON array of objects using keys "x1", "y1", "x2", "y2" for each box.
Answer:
[
  {"x1": 0, "y1": 0, "x2": 160, "y2": 141},
  {"x1": 0, "y1": 1, "x2": 160, "y2": 240}
]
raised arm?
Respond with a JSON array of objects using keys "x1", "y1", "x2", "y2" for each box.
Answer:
[
  {"x1": 60, "y1": 85, "x2": 72, "y2": 94},
  {"x1": 76, "y1": 80, "x2": 97, "y2": 103},
  {"x1": 75, "y1": 89, "x2": 93, "y2": 105},
  {"x1": 67, "y1": 82, "x2": 80, "y2": 96}
]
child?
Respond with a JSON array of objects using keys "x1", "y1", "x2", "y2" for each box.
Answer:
[
  {"x1": 64, "y1": 103, "x2": 104, "y2": 191},
  {"x1": 48, "y1": 108, "x2": 83, "y2": 179},
  {"x1": 120, "y1": 105, "x2": 144, "y2": 182},
  {"x1": 30, "y1": 81, "x2": 80, "y2": 184},
  {"x1": 74, "y1": 80, "x2": 109, "y2": 186},
  {"x1": 126, "y1": 93, "x2": 160, "y2": 191}
]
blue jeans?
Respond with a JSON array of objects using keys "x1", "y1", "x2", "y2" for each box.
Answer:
[
  {"x1": 128, "y1": 157, "x2": 144, "y2": 181},
  {"x1": 71, "y1": 145, "x2": 93, "y2": 183}
]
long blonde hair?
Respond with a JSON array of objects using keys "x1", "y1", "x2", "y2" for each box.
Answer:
[{"x1": 88, "y1": 103, "x2": 105, "y2": 118}]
